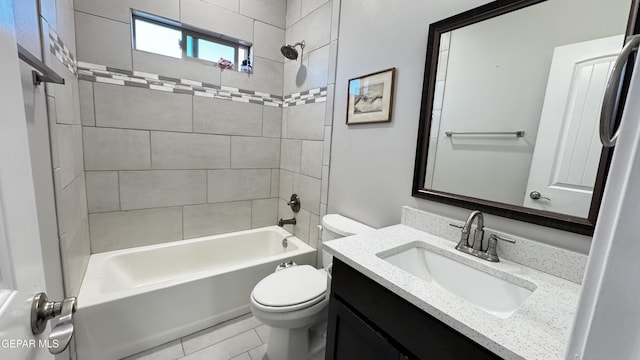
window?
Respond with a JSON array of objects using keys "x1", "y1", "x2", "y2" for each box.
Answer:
[
  {"x1": 132, "y1": 14, "x2": 251, "y2": 71},
  {"x1": 134, "y1": 18, "x2": 183, "y2": 58}
]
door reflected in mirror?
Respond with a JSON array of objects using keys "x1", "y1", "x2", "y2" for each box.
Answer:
[{"x1": 415, "y1": 0, "x2": 635, "y2": 233}]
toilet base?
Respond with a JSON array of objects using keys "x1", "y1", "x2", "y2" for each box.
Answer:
[{"x1": 266, "y1": 320, "x2": 327, "y2": 360}]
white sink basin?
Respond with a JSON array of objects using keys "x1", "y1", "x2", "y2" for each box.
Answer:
[{"x1": 378, "y1": 242, "x2": 535, "y2": 318}]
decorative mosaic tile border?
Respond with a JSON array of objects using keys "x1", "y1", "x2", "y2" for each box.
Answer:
[
  {"x1": 46, "y1": 26, "x2": 326, "y2": 108},
  {"x1": 48, "y1": 27, "x2": 77, "y2": 76},
  {"x1": 283, "y1": 88, "x2": 328, "y2": 108},
  {"x1": 77, "y1": 62, "x2": 327, "y2": 108}
]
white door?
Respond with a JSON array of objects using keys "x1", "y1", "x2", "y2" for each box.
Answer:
[
  {"x1": 0, "y1": 2, "x2": 53, "y2": 359},
  {"x1": 566, "y1": 47, "x2": 640, "y2": 360},
  {"x1": 523, "y1": 35, "x2": 624, "y2": 218}
]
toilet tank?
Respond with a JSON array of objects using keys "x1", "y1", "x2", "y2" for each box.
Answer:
[{"x1": 320, "y1": 214, "x2": 374, "y2": 268}]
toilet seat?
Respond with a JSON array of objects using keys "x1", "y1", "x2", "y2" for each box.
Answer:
[{"x1": 251, "y1": 265, "x2": 327, "y2": 313}]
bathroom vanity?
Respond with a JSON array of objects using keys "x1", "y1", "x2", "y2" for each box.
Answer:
[
  {"x1": 323, "y1": 220, "x2": 582, "y2": 360},
  {"x1": 326, "y1": 258, "x2": 500, "y2": 359}
]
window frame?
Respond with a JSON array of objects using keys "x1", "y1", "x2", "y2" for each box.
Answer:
[{"x1": 131, "y1": 13, "x2": 250, "y2": 70}]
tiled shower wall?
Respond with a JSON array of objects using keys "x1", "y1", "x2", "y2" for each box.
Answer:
[
  {"x1": 75, "y1": 0, "x2": 289, "y2": 252},
  {"x1": 40, "y1": 0, "x2": 91, "y2": 299},
  {"x1": 75, "y1": 0, "x2": 340, "y2": 252},
  {"x1": 278, "y1": 0, "x2": 340, "y2": 246}
]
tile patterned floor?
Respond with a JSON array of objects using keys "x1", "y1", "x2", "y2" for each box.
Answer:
[{"x1": 121, "y1": 314, "x2": 326, "y2": 360}]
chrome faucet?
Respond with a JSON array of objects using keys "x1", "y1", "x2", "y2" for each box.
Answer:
[{"x1": 452, "y1": 210, "x2": 516, "y2": 262}]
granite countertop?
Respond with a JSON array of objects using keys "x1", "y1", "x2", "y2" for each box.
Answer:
[{"x1": 323, "y1": 224, "x2": 582, "y2": 360}]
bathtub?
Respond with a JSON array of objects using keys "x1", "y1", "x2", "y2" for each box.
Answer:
[{"x1": 74, "y1": 226, "x2": 315, "y2": 360}]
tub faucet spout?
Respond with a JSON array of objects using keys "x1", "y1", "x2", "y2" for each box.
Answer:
[{"x1": 278, "y1": 217, "x2": 296, "y2": 227}]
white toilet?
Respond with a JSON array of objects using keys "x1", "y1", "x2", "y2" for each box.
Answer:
[{"x1": 250, "y1": 214, "x2": 373, "y2": 360}]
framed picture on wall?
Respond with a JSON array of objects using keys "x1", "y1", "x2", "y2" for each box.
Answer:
[{"x1": 346, "y1": 67, "x2": 396, "y2": 125}]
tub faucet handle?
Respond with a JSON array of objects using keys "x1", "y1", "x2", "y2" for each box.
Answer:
[{"x1": 287, "y1": 194, "x2": 301, "y2": 213}]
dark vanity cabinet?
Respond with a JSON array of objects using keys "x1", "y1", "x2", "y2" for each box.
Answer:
[
  {"x1": 325, "y1": 259, "x2": 502, "y2": 360},
  {"x1": 327, "y1": 299, "x2": 407, "y2": 360}
]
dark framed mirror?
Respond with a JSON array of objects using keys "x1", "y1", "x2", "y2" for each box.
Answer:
[{"x1": 412, "y1": 0, "x2": 640, "y2": 235}]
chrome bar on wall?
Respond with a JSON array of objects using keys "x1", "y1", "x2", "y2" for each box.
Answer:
[
  {"x1": 444, "y1": 130, "x2": 525, "y2": 138},
  {"x1": 16, "y1": 44, "x2": 65, "y2": 86}
]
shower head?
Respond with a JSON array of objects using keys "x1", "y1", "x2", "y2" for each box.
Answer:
[
  {"x1": 280, "y1": 41, "x2": 305, "y2": 60},
  {"x1": 281, "y1": 45, "x2": 299, "y2": 60}
]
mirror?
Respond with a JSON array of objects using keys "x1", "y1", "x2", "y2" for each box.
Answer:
[{"x1": 413, "y1": 0, "x2": 638, "y2": 235}]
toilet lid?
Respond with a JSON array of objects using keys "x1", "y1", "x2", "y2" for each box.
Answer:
[{"x1": 252, "y1": 265, "x2": 327, "y2": 308}]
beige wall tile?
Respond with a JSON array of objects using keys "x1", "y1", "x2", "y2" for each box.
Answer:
[
  {"x1": 60, "y1": 219, "x2": 90, "y2": 296},
  {"x1": 151, "y1": 131, "x2": 231, "y2": 169},
  {"x1": 94, "y1": 83, "x2": 193, "y2": 132},
  {"x1": 322, "y1": 125, "x2": 332, "y2": 165},
  {"x1": 119, "y1": 170, "x2": 207, "y2": 210},
  {"x1": 307, "y1": 43, "x2": 330, "y2": 89},
  {"x1": 280, "y1": 139, "x2": 301, "y2": 172},
  {"x1": 262, "y1": 106, "x2": 282, "y2": 138},
  {"x1": 231, "y1": 136, "x2": 280, "y2": 168},
  {"x1": 240, "y1": 0, "x2": 286, "y2": 28},
  {"x1": 287, "y1": 1, "x2": 331, "y2": 53},
  {"x1": 251, "y1": 198, "x2": 278, "y2": 228},
  {"x1": 78, "y1": 80, "x2": 95, "y2": 126},
  {"x1": 132, "y1": 50, "x2": 221, "y2": 85},
  {"x1": 181, "y1": 0, "x2": 253, "y2": 42},
  {"x1": 253, "y1": 22, "x2": 285, "y2": 62},
  {"x1": 54, "y1": 124, "x2": 84, "y2": 189},
  {"x1": 301, "y1": 0, "x2": 330, "y2": 18},
  {"x1": 283, "y1": 54, "x2": 308, "y2": 95},
  {"x1": 207, "y1": 169, "x2": 271, "y2": 203},
  {"x1": 199, "y1": 0, "x2": 239, "y2": 12},
  {"x1": 221, "y1": 57, "x2": 284, "y2": 96},
  {"x1": 293, "y1": 173, "x2": 321, "y2": 215},
  {"x1": 293, "y1": 208, "x2": 310, "y2": 242},
  {"x1": 286, "y1": 0, "x2": 301, "y2": 27},
  {"x1": 270, "y1": 169, "x2": 280, "y2": 197},
  {"x1": 321, "y1": 165, "x2": 329, "y2": 204},
  {"x1": 279, "y1": 170, "x2": 294, "y2": 201},
  {"x1": 55, "y1": 0, "x2": 77, "y2": 54},
  {"x1": 286, "y1": 102, "x2": 325, "y2": 140},
  {"x1": 55, "y1": 174, "x2": 88, "y2": 239},
  {"x1": 193, "y1": 97, "x2": 262, "y2": 136},
  {"x1": 183, "y1": 201, "x2": 252, "y2": 239},
  {"x1": 83, "y1": 127, "x2": 151, "y2": 170},
  {"x1": 86, "y1": 171, "x2": 120, "y2": 213},
  {"x1": 75, "y1": 11, "x2": 132, "y2": 69},
  {"x1": 131, "y1": 0, "x2": 180, "y2": 20},
  {"x1": 300, "y1": 140, "x2": 323, "y2": 178},
  {"x1": 89, "y1": 207, "x2": 183, "y2": 252}
]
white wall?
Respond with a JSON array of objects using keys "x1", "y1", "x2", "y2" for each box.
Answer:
[
  {"x1": 328, "y1": 0, "x2": 632, "y2": 254},
  {"x1": 430, "y1": 0, "x2": 629, "y2": 205}
]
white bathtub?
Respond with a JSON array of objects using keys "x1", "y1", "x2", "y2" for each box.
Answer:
[{"x1": 75, "y1": 226, "x2": 315, "y2": 360}]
